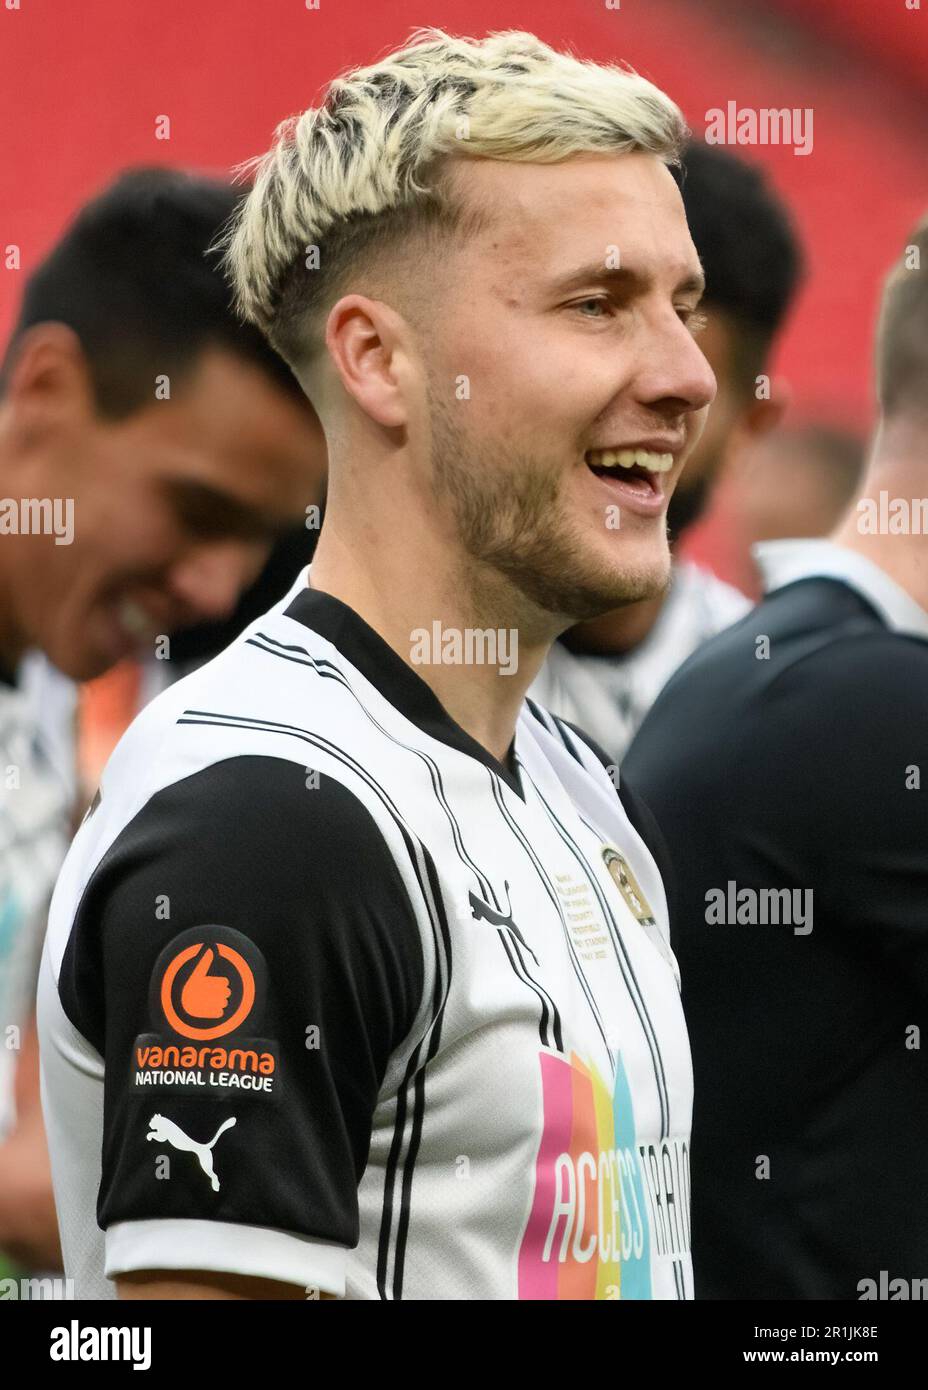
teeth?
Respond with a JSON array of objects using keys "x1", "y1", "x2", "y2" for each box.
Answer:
[
  {"x1": 118, "y1": 599, "x2": 151, "y2": 638},
  {"x1": 586, "y1": 448, "x2": 674, "y2": 473}
]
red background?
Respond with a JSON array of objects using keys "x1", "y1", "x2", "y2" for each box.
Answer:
[
  {"x1": 3, "y1": 0, "x2": 925, "y2": 764},
  {"x1": 2, "y1": 0, "x2": 927, "y2": 430}
]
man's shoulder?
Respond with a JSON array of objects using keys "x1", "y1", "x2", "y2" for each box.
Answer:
[
  {"x1": 651, "y1": 576, "x2": 902, "y2": 695},
  {"x1": 101, "y1": 754, "x2": 387, "y2": 856},
  {"x1": 705, "y1": 577, "x2": 923, "y2": 694},
  {"x1": 55, "y1": 624, "x2": 400, "y2": 977},
  {"x1": 628, "y1": 577, "x2": 928, "y2": 790},
  {"x1": 99, "y1": 608, "x2": 351, "y2": 813}
]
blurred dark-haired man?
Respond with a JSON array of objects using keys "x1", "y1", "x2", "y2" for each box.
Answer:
[
  {"x1": 624, "y1": 222, "x2": 928, "y2": 1297},
  {"x1": 0, "y1": 166, "x2": 322, "y2": 682},
  {"x1": 531, "y1": 142, "x2": 802, "y2": 763},
  {"x1": 0, "y1": 167, "x2": 323, "y2": 1268}
]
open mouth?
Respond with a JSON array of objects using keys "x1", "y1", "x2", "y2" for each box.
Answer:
[{"x1": 584, "y1": 447, "x2": 673, "y2": 498}]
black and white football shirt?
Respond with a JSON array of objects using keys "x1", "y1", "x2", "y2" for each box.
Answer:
[{"x1": 38, "y1": 569, "x2": 693, "y2": 1300}]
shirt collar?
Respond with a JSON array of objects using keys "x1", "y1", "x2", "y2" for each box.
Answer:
[
  {"x1": 282, "y1": 569, "x2": 525, "y2": 799},
  {"x1": 754, "y1": 538, "x2": 928, "y2": 640}
]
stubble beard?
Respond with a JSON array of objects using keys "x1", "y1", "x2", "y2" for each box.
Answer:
[{"x1": 427, "y1": 389, "x2": 671, "y2": 624}]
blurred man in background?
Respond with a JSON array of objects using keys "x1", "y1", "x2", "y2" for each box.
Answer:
[
  {"x1": 624, "y1": 221, "x2": 928, "y2": 1297},
  {"x1": 531, "y1": 143, "x2": 802, "y2": 763},
  {"x1": 0, "y1": 167, "x2": 323, "y2": 1270},
  {"x1": 732, "y1": 421, "x2": 864, "y2": 550},
  {"x1": 138, "y1": 522, "x2": 322, "y2": 706}
]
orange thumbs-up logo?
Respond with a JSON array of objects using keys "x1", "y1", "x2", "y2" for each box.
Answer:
[
  {"x1": 181, "y1": 947, "x2": 232, "y2": 1020},
  {"x1": 159, "y1": 939, "x2": 255, "y2": 1041}
]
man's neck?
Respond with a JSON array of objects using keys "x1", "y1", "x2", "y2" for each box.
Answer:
[
  {"x1": 831, "y1": 524, "x2": 928, "y2": 617},
  {"x1": 309, "y1": 519, "x2": 558, "y2": 766},
  {"x1": 831, "y1": 427, "x2": 928, "y2": 616}
]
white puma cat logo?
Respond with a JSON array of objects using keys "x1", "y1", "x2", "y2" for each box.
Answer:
[{"x1": 146, "y1": 1113, "x2": 236, "y2": 1192}]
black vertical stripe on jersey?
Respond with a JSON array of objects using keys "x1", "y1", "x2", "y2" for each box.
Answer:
[
  {"x1": 397, "y1": 753, "x2": 560, "y2": 1051},
  {"x1": 498, "y1": 928, "x2": 553, "y2": 1052},
  {"x1": 376, "y1": 1037, "x2": 421, "y2": 1299},
  {"x1": 390, "y1": 843, "x2": 453, "y2": 1301},
  {"x1": 401, "y1": 743, "x2": 563, "y2": 1051},
  {"x1": 245, "y1": 636, "x2": 563, "y2": 1048},
  {"x1": 459, "y1": 788, "x2": 563, "y2": 1051},
  {"x1": 377, "y1": 834, "x2": 452, "y2": 1301},
  {"x1": 552, "y1": 715, "x2": 589, "y2": 767},
  {"x1": 525, "y1": 698, "x2": 561, "y2": 740}
]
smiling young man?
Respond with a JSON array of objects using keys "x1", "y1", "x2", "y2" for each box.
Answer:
[
  {"x1": 531, "y1": 142, "x2": 802, "y2": 764},
  {"x1": 38, "y1": 30, "x2": 715, "y2": 1300}
]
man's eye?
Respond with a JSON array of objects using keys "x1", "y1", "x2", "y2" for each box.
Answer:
[{"x1": 571, "y1": 296, "x2": 613, "y2": 319}]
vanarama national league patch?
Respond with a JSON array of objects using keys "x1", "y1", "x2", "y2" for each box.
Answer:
[{"x1": 131, "y1": 925, "x2": 280, "y2": 1101}]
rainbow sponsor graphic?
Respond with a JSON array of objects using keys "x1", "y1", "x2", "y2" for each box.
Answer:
[{"x1": 518, "y1": 1050, "x2": 652, "y2": 1299}]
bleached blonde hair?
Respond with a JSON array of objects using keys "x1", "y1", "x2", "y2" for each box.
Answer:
[{"x1": 222, "y1": 28, "x2": 687, "y2": 368}]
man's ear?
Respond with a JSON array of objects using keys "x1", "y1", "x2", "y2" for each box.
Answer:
[
  {"x1": 323, "y1": 293, "x2": 411, "y2": 431},
  {"x1": 4, "y1": 322, "x2": 97, "y2": 437},
  {"x1": 738, "y1": 377, "x2": 792, "y2": 442}
]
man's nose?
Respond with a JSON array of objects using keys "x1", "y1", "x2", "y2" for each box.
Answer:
[
  {"x1": 636, "y1": 315, "x2": 718, "y2": 417},
  {"x1": 167, "y1": 541, "x2": 266, "y2": 623}
]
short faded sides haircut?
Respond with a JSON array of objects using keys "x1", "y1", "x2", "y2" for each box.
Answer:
[
  {"x1": 221, "y1": 28, "x2": 687, "y2": 372},
  {"x1": 876, "y1": 217, "x2": 928, "y2": 420}
]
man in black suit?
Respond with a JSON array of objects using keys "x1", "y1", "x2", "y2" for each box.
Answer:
[{"x1": 625, "y1": 221, "x2": 928, "y2": 1299}]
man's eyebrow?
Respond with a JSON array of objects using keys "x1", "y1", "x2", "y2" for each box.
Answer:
[
  {"x1": 547, "y1": 262, "x2": 706, "y2": 299},
  {"x1": 673, "y1": 270, "x2": 707, "y2": 298},
  {"x1": 159, "y1": 478, "x2": 294, "y2": 541}
]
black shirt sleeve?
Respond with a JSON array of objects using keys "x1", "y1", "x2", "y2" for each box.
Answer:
[{"x1": 58, "y1": 756, "x2": 424, "y2": 1276}]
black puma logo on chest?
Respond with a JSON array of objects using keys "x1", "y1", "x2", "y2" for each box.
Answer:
[{"x1": 468, "y1": 882, "x2": 540, "y2": 966}]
